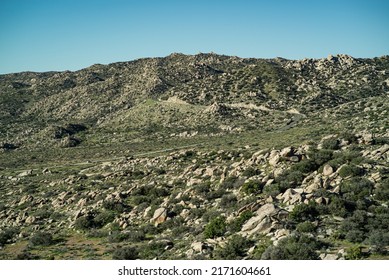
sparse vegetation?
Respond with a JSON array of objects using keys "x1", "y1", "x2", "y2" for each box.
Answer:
[{"x1": 0, "y1": 53, "x2": 388, "y2": 260}]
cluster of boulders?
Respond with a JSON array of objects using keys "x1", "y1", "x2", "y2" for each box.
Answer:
[{"x1": 1, "y1": 130, "x2": 388, "y2": 259}]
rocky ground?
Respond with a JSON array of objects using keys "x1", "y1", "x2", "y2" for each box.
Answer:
[{"x1": 0, "y1": 53, "x2": 388, "y2": 259}]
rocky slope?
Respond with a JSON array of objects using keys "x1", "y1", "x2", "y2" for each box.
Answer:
[{"x1": 0, "y1": 53, "x2": 388, "y2": 259}]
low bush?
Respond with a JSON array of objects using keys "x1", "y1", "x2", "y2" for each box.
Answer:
[
  {"x1": 204, "y1": 217, "x2": 227, "y2": 239},
  {"x1": 241, "y1": 180, "x2": 263, "y2": 195},
  {"x1": 29, "y1": 232, "x2": 54, "y2": 246},
  {"x1": 296, "y1": 221, "x2": 316, "y2": 233},
  {"x1": 214, "y1": 235, "x2": 253, "y2": 259},
  {"x1": 322, "y1": 138, "x2": 340, "y2": 150},
  {"x1": 338, "y1": 164, "x2": 364, "y2": 178},
  {"x1": 289, "y1": 202, "x2": 320, "y2": 223},
  {"x1": 0, "y1": 228, "x2": 18, "y2": 246},
  {"x1": 112, "y1": 246, "x2": 139, "y2": 260},
  {"x1": 229, "y1": 210, "x2": 253, "y2": 233},
  {"x1": 341, "y1": 178, "x2": 373, "y2": 201},
  {"x1": 261, "y1": 234, "x2": 322, "y2": 260},
  {"x1": 220, "y1": 193, "x2": 238, "y2": 208}
]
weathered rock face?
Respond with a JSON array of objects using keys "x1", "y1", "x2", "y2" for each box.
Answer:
[{"x1": 241, "y1": 203, "x2": 279, "y2": 235}]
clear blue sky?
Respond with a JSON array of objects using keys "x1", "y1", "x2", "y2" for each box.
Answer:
[{"x1": 1, "y1": 0, "x2": 388, "y2": 74}]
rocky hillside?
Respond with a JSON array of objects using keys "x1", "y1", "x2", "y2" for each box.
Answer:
[{"x1": 0, "y1": 53, "x2": 388, "y2": 259}]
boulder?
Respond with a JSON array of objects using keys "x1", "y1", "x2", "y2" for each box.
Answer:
[
  {"x1": 280, "y1": 147, "x2": 294, "y2": 157},
  {"x1": 151, "y1": 207, "x2": 168, "y2": 225},
  {"x1": 241, "y1": 203, "x2": 278, "y2": 234},
  {"x1": 323, "y1": 164, "x2": 334, "y2": 176}
]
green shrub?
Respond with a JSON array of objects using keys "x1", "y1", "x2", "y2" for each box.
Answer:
[
  {"x1": 139, "y1": 241, "x2": 167, "y2": 259},
  {"x1": 204, "y1": 217, "x2": 227, "y2": 239},
  {"x1": 74, "y1": 215, "x2": 96, "y2": 230},
  {"x1": 229, "y1": 210, "x2": 253, "y2": 233},
  {"x1": 341, "y1": 178, "x2": 373, "y2": 201},
  {"x1": 374, "y1": 178, "x2": 389, "y2": 201},
  {"x1": 309, "y1": 149, "x2": 334, "y2": 167},
  {"x1": 220, "y1": 193, "x2": 238, "y2": 208},
  {"x1": 94, "y1": 211, "x2": 115, "y2": 227},
  {"x1": 372, "y1": 137, "x2": 389, "y2": 145},
  {"x1": 108, "y1": 230, "x2": 145, "y2": 243},
  {"x1": 327, "y1": 195, "x2": 356, "y2": 217},
  {"x1": 322, "y1": 138, "x2": 340, "y2": 150},
  {"x1": 112, "y1": 246, "x2": 139, "y2": 260},
  {"x1": 29, "y1": 232, "x2": 54, "y2": 246},
  {"x1": 345, "y1": 245, "x2": 363, "y2": 260},
  {"x1": 261, "y1": 234, "x2": 322, "y2": 260},
  {"x1": 338, "y1": 164, "x2": 364, "y2": 178},
  {"x1": 290, "y1": 160, "x2": 317, "y2": 174},
  {"x1": 220, "y1": 176, "x2": 241, "y2": 189},
  {"x1": 241, "y1": 180, "x2": 263, "y2": 195},
  {"x1": 0, "y1": 228, "x2": 18, "y2": 246},
  {"x1": 367, "y1": 230, "x2": 389, "y2": 250},
  {"x1": 214, "y1": 235, "x2": 253, "y2": 259},
  {"x1": 289, "y1": 202, "x2": 319, "y2": 223},
  {"x1": 296, "y1": 221, "x2": 316, "y2": 233},
  {"x1": 340, "y1": 210, "x2": 368, "y2": 242},
  {"x1": 242, "y1": 167, "x2": 260, "y2": 177},
  {"x1": 340, "y1": 131, "x2": 358, "y2": 144},
  {"x1": 103, "y1": 200, "x2": 128, "y2": 213}
]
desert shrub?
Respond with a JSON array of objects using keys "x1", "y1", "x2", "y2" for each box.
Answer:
[
  {"x1": 296, "y1": 221, "x2": 316, "y2": 233},
  {"x1": 29, "y1": 232, "x2": 53, "y2": 246},
  {"x1": 74, "y1": 215, "x2": 96, "y2": 230},
  {"x1": 0, "y1": 228, "x2": 18, "y2": 246},
  {"x1": 338, "y1": 164, "x2": 364, "y2": 178},
  {"x1": 229, "y1": 210, "x2": 253, "y2": 233},
  {"x1": 345, "y1": 245, "x2": 363, "y2": 260},
  {"x1": 290, "y1": 160, "x2": 317, "y2": 174},
  {"x1": 108, "y1": 230, "x2": 145, "y2": 243},
  {"x1": 16, "y1": 250, "x2": 39, "y2": 260},
  {"x1": 327, "y1": 195, "x2": 355, "y2": 217},
  {"x1": 261, "y1": 234, "x2": 321, "y2": 260},
  {"x1": 220, "y1": 193, "x2": 238, "y2": 208},
  {"x1": 102, "y1": 200, "x2": 128, "y2": 213},
  {"x1": 340, "y1": 210, "x2": 368, "y2": 242},
  {"x1": 274, "y1": 170, "x2": 305, "y2": 191},
  {"x1": 33, "y1": 207, "x2": 52, "y2": 219},
  {"x1": 312, "y1": 149, "x2": 334, "y2": 165},
  {"x1": 206, "y1": 188, "x2": 226, "y2": 200},
  {"x1": 194, "y1": 182, "x2": 211, "y2": 195},
  {"x1": 242, "y1": 167, "x2": 260, "y2": 177},
  {"x1": 374, "y1": 178, "x2": 389, "y2": 201},
  {"x1": 112, "y1": 246, "x2": 139, "y2": 260},
  {"x1": 241, "y1": 180, "x2": 263, "y2": 195},
  {"x1": 340, "y1": 131, "x2": 358, "y2": 144},
  {"x1": 94, "y1": 211, "x2": 115, "y2": 227},
  {"x1": 322, "y1": 138, "x2": 340, "y2": 150},
  {"x1": 372, "y1": 137, "x2": 389, "y2": 145},
  {"x1": 341, "y1": 178, "x2": 373, "y2": 201},
  {"x1": 262, "y1": 183, "x2": 284, "y2": 197},
  {"x1": 220, "y1": 176, "x2": 242, "y2": 189},
  {"x1": 204, "y1": 217, "x2": 227, "y2": 239},
  {"x1": 367, "y1": 230, "x2": 389, "y2": 251},
  {"x1": 149, "y1": 186, "x2": 170, "y2": 198},
  {"x1": 289, "y1": 202, "x2": 319, "y2": 223},
  {"x1": 139, "y1": 241, "x2": 167, "y2": 259},
  {"x1": 214, "y1": 235, "x2": 254, "y2": 259}
]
